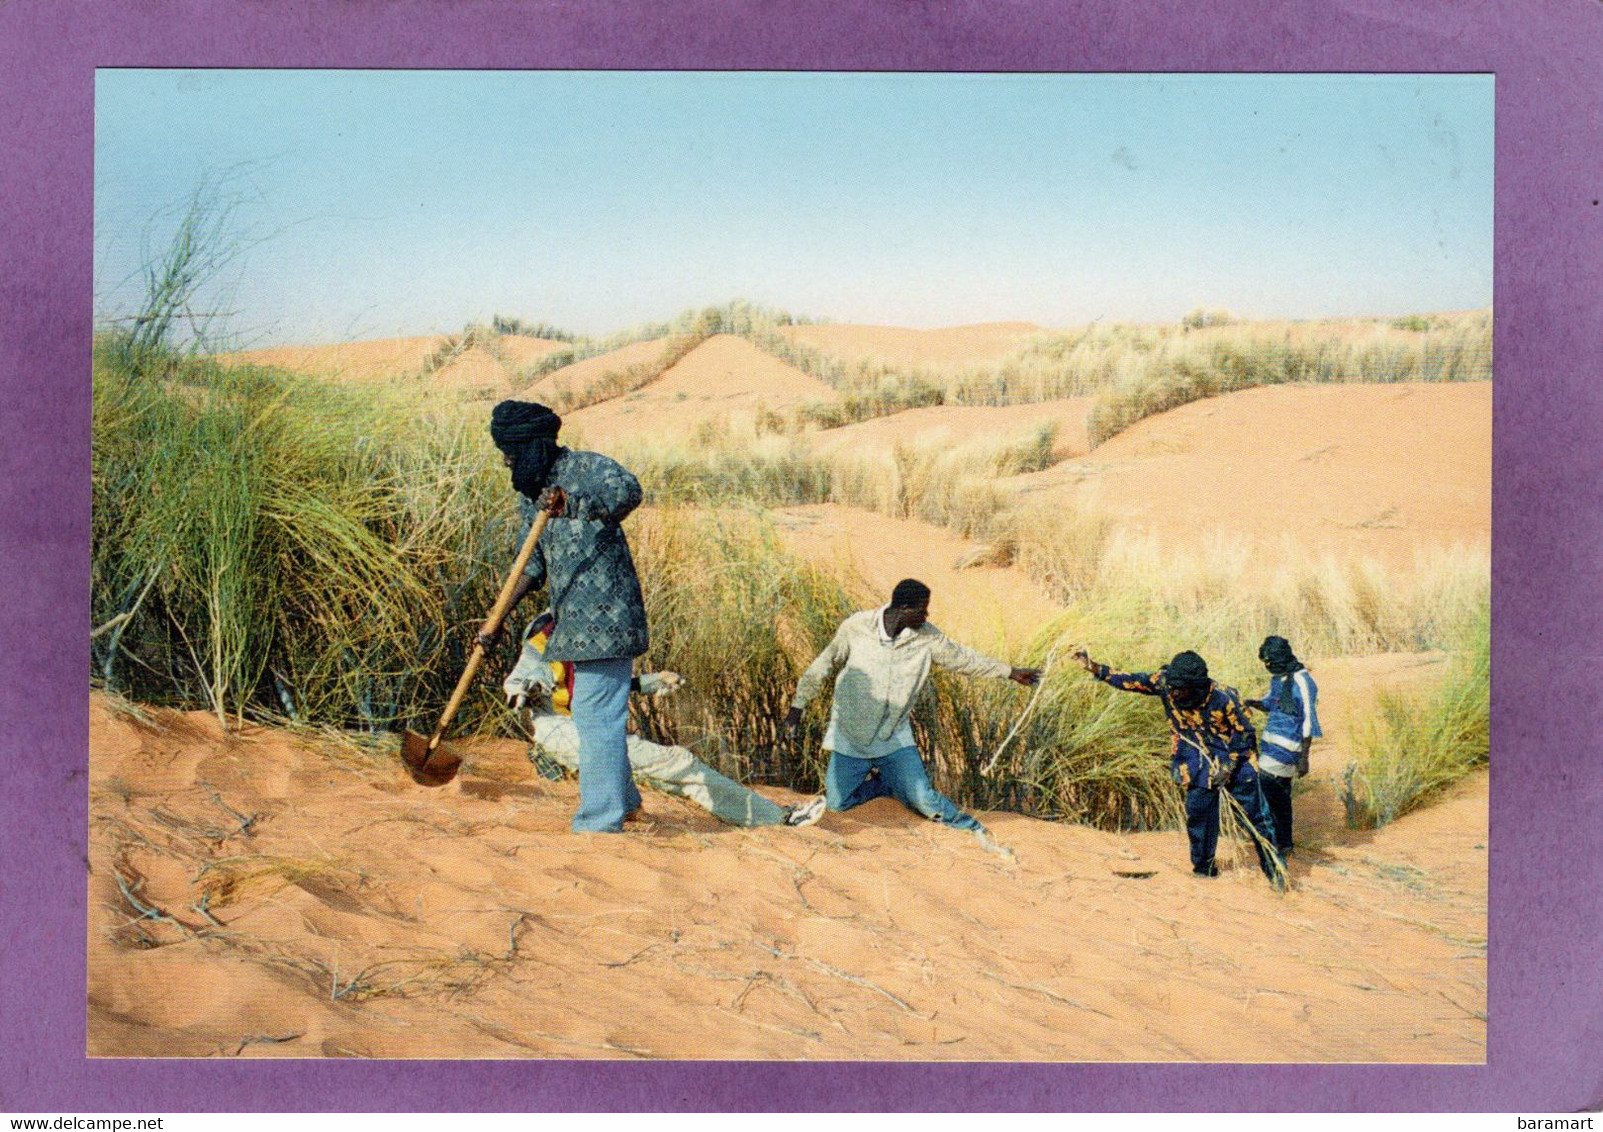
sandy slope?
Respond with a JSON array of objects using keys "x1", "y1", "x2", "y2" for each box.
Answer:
[
  {"x1": 520, "y1": 337, "x2": 672, "y2": 402},
  {"x1": 87, "y1": 678, "x2": 1483, "y2": 1062},
  {"x1": 429, "y1": 338, "x2": 568, "y2": 389},
  {"x1": 565, "y1": 335, "x2": 839, "y2": 446},
  {"x1": 1006, "y1": 382, "x2": 1491, "y2": 574},
  {"x1": 810, "y1": 398, "x2": 1096, "y2": 461},
  {"x1": 771, "y1": 504, "x2": 1059, "y2": 649},
  {"x1": 779, "y1": 322, "x2": 1044, "y2": 367},
  {"x1": 427, "y1": 345, "x2": 508, "y2": 389},
  {"x1": 216, "y1": 336, "x2": 452, "y2": 382}
]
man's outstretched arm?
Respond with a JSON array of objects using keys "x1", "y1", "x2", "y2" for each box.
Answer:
[{"x1": 1072, "y1": 648, "x2": 1162, "y2": 694}]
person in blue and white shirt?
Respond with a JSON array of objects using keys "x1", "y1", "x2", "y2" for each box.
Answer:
[{"x1": 1243, "y1": 635, "x2": 1321, "y2": 857}]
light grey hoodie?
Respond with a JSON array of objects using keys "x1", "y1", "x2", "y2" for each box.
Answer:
[{"x1": 792, "y1": 607, "x2": 1012, "y2": 757}]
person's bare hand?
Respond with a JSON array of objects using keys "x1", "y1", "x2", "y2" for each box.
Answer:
[
  {"x1": 1009, "y1": 667, "x2": 1042, "y2": 686},
  {"x1": 537, "y1": 486, "x2": 566, "y2": 516},
  {"x1": 1071, "y1": 647, "x2": 1094, "y2": 672},
  {"x1": 779, "y1": 707, "x2": 803, "y2": 741}
]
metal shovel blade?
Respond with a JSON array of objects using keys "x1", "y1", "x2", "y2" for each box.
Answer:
[{"x1": 400, "y1": 729, "x2": 463, "y2": 787}]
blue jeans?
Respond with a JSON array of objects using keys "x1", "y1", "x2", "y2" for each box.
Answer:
[
  {"x1": 568, "y1": 656, "x2": 641, "y2": 832},
  {"x1": 825, "y1": 746, "x2": 983, "y2": 832}
]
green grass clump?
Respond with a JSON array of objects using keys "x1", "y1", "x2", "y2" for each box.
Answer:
[
  {"x1": 914, "y1": 616, "x2": 1182, "y2": 831},
  {"x1": 1341, "y1": 611, "x2": 1490, "y2": 827},
  {"x1": 92, "y1": 334, "x2": 511, "y2": 731},
  {"x1": 625, "y1": 507, "x2": 860, "y2": 789}
]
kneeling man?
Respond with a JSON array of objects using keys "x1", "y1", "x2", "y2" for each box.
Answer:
[{"x1": 782, "y1": 579, "x2": 1038, "y2": 846}]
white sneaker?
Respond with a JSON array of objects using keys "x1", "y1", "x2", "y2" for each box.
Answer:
[
  {"x1": 783, "y1": 796, "x2": 827, "y2": 828},
  {"x1": 973, "y1": 828, "x2": 1016, "y2": 861}
]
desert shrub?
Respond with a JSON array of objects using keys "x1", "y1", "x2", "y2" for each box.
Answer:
[
  {"x1": 623, "y1": 511, "x2": 1186, "y2": 827},
  {"x1": 1066, "y1": 524, "x2": 1489, "y2": 667},
  {"x1": 92, "y1": 338, "x2": 510, "y2": 731},
  {"x1": 914, "y1": 617, "x2": 1183, "y2": 830},
  {"x1": 728, "y1": 306, "x2": 1490, "y2": 436},
  {"x1": 626, "y1": 435, "x2": 833, "y2": 508},
  {"x1": 489, "y1": 314, "x2": 575, "y2": 341},
  {"x1": 1341, "y1": 610, "x2": 1490, "y2": 827},
  {"x1": 1182, "y1": 307, "x2": 1237, "y2": 330},
  {"x1": 789, "y1": 379, "x2": 946, "y2": 430},
  {"x1": 624, "y1": 508, "x2": 860, "y2": 789},
  {"x1": 1009, "y1": 499, "x2": 1120, "y2": 602},
  {"x1": 1085, "y1": 313, "x2": 1493, "y2": 446}
]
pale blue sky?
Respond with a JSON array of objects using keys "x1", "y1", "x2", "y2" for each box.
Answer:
[{"x1": 94, "y1": 70, "x2": 1493, "y2": 345}]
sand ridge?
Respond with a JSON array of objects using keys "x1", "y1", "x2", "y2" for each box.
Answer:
[
  {"x1": 216, "y1": 334, "x2": 568, "y2": 388},
  {"x1": 216, "y1": 336, "x2": 452, "y2": 382},
  {"x1": 779, "y1": 321, "x2": 1045, "y2": 367},
  {"x1": 521, "y1": 337, "x2": 674, "y2": 402}
]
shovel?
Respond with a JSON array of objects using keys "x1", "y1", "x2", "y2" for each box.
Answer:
[{"x1": 401, "y1": 508, "x2": 552, "y2": 787}]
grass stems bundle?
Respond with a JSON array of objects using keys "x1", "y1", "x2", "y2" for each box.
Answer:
[{"x1": 910, "y1": 615, "x2": 1182, "y2": 830}]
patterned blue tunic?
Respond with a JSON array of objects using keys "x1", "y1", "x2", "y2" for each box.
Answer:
[
  {"x1": 1089, "y1": 663, "x2": 1259, "y2": 790},
  {"x1": 514, "y1": 449, "x2": 648, "y2": 662}
]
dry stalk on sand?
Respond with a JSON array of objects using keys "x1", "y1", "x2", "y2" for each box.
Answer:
[{"x1": 755, "y1": 940, "x2": 922, "y2": 1016}]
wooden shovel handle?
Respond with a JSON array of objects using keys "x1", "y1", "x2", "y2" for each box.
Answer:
[{"x1": 426, "y1": 508, "x2": 553, "y2": 750}]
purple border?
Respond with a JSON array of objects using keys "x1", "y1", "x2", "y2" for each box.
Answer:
[{"x1": 4, "y1": 0, "x2": 1601, "y2": 1114}]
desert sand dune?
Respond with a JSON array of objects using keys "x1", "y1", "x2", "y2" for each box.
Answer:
[
  {"x1": 430, "y1": 338, "x2": 569, "y2": 390},
  {"x1": 495, "y1": 335, "x2": 569, "y2": 369},
  {"x1": 88, "y1": 671, "x2": 1482, "y2": 1062},
  {"x1": 1007, "y1": 382, "x2": 1491, "y2": 575},
  {"x1": 112, "y1": 325, "x2": 1488, "y2": 1064},
  {"x1": 779, "y1": 321, "x2": 1044, "y2": 367},
  {"x1": 565, "y1": 334, "x2": 840, "y2": 445},
  {"x1": 428, "y1": 345, "x2": 508, "y2": 389},
  {"x1": 518, "y1": 337, "x2": 673, "y2": 402}
]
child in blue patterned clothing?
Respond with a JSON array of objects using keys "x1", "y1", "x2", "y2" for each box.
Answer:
[{"x1": 1242, "y1": 635, "x2": 1321, "y2": 857}]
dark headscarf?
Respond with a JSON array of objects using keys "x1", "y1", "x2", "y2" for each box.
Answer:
[
  {"x1": 1163, "y1": 650, "x2": 1211, "y2": 709},
  {"x1": 490, "y1": 400, "x2": 565, "y2": 500},
  {"x1": 1259, "y1": 635, "x2": 1303, "y2": 711}
]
